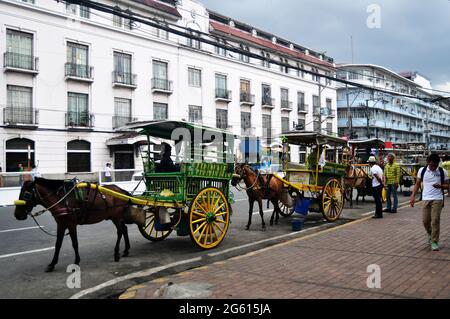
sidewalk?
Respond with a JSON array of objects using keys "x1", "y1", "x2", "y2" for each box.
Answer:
[{"x1": 120, "y1": 202, "x2": 450, "y2": 299}]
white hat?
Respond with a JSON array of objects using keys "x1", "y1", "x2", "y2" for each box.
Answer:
[{"x1": 368, "y1": 156, "x2": 377, "y2": 163}]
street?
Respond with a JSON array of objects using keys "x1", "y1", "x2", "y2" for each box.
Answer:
[{"x1": 0, "y1": 189, "x2": 412, "y2": 299}]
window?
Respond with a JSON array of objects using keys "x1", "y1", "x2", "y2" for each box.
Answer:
[
  {"x1": 313, "y1": 95, "x2": 320, "y2": 114},
  {"x1": 114, "y1": 52, "x2": 132, "y2": 84},
  {"x1": 297, "y1": 63, "x2": 305, "y2": 78},
  {"x1": 313, "y1": 120, "x2": 321, "y2": 132},
  {"x1": 6, "y1": 85, "x2": 33, "y2": 124},
  {"x1": 66, "y1": 3, "x2": 77, "y2": 14},
  {"x1": 6, "y1": 29, "x2": 33, "y2": 69},
  {"x1": 187, "y1": 30, "x2": 201, "y2": 49},
  {"x1": 262, "y1": 84, "x2": 272, "y2": 105},
  {"x1": 80, "y1": 6, "x2": 90, "y2": 18},
  {"x1": 216, "y1": 109, "x2": 228, "y2": 129},
  {"x1": 21, "y1": 0, "x2": 35, "y2": 3},
  {"x1": 327, "y1": 123, "x2": 333, "y2": 135},
  {"x1": 67, "y1": 42, "x2": 89, "y2": 78},
  {"x1": 241, "y1": 112, "x2": 251, "y2": 131},
  {"x1": 152, "y1": 60, "x2": 169, "y2": 90},
  {"x1": 156, "y1": 23, "x2": 169, "y2": 39},
  {"x1": 297, "y1": 119, "x2": 306, "y2": 131},
  {"x1": 298, "y1": 92, "x2": 306, "y2": 112},
  {"x1": 262, "y1": 115, "x2": 272, "y2": 139},
  {"x1": 281, "y1": 117, "x2": 290, "y2": 133},
  {"x1": 67, "y1": 92, "x2": 89, "y2": 127},
  {"x1": 299, "y1": 146, "x2": 306, "y2": 164},
  {"x1": 189, "y1": 105, "x2": 202, "y2": 123},
  {"x1": 326, "y1": 98, "x2": 332, "y2": 116},
  {"x1": 5, "y1": 138, "x2": 35, "y2": 172},
  {"x1": 67, "y1": 140, "x2": 91, "y2": 173},
  {"x1": 261, "y1": 51, "x2": 270, "y2": 68},
  {"x1": 114, "y1": 98, "x2": 131, "y2": 128},
  {"x1": 215, "y1": 74, "x2": 228, "y2": 98},
  {"x1": 113, "y1": 10, "x2": 132, "y2": 30},
  {"x1": 215, "y1": 38, "x2": 227, "y2": 56},
  {"x1": 312, "y1": 67, "x2": 320, "y2": 82},
  {"x1": 279, "y1": 58, "x2": 288, "y2": 73},
  {"x1": 153, "y1": 103, "x2": 168, "y2": 120},
  {"x1": 239, "y1": 44, "x2": 250, "y2": 63},
  {"x1": 281, "y1": 88, "x2": 289, "y2": 108},
  {"x1": 188, "y1": 68, "x2": 201, "y2": 87}
]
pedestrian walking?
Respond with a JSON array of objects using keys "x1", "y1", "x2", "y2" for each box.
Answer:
[
  {"x1": 18, "y1": 163, "x2": 24, "y2": 186},
  {"x1": 368, "y1": 156, "x2": 384, "y2": 219},
  {"x1": 104, "y1": 163, "x2": 112, "y2": 183},
  {"x1": 383, "y1": 153, "x2": 400, "y2": 213},
  {"x1": 410, "y1": 154, "x2": 448, "y2": 251}
]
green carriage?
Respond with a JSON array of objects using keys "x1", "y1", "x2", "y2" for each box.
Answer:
[{"x1": 127, "y1": 120, "x2": 236, "y2": 249}]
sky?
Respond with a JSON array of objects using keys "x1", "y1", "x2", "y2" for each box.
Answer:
[{"x1": 200, "y1": 0, "x2": 450, "y2": 95}]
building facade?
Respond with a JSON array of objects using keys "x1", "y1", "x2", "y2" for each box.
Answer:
[
  {"x1": 336, "y1": 64, "x2": 450, "y2": 150},
  {"x1": 0, "y1": 0, "x2": 337, "y2": 175}
]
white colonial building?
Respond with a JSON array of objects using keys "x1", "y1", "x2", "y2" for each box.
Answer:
[
  {"x1": 0, "y1": 0, "x2": 337, "y2": 176},
  {"x1": 336, "y1": 64, "x2": 450, "y2": 150}
]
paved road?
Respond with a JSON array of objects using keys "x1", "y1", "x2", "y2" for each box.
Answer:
[{"x1": 0, "y1": 190, "x2": 412, "y2": 299}]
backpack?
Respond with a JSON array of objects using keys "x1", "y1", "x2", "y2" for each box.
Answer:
[{"x1": 419, "y1": 166, "x2": 445, "y2": 204}]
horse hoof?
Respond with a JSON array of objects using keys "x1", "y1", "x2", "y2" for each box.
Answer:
[
  {"x1": 275, "y1": 221, "x2": 279, "y2": 225},
  {"x1": 114, "y1": 255, "x2": 120, "y2": 262},
  {"x1": 245, "y1": 226, "x2": 250, "y2": 230},
  {"x1": 122, "y1": 251, "x2": 129, "y2": 257},
  {"x1": 262, "y1": 226, "x2": 267, "y2": 231},
  {"x1": 269, "y1": 221, "x2": 274, "y2": 226},
  {"x1": 45, "y1": 265, "x2": 55, "y2": 272}
]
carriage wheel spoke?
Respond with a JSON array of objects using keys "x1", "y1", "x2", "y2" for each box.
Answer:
[
  {"x1": 214, "y1": 203, "x2": 226, "y2": 214},
  {"x1": 203, "y1": 225, "x2": 210, "y2": 245},
  {"x1": 193, "y1": 221, "x2": 207, "y2": 235},
  {"x1": 213, "y1": 221, "x2": 224, "y2": 233},
  {"x1": 192, "y1": 217, "x2": 206, "y2": 224},
  {"x1": 192, "y1": 210, "x2": 206, "y2": 218}
]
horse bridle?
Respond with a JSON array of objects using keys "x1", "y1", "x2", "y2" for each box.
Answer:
[{"x1": 233, "y1": 164, "x2": 260, "y2": 191}]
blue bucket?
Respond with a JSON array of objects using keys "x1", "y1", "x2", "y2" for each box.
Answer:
[
  {"x1": 294, "y1": 198, "x2": 311, "y2": 216},
  {"x1": 292, "y1": 219, "x2": 304, "y2": 232}
]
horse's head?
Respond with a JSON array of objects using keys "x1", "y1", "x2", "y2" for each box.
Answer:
[
  {"x1": 231, "y1": 163, "x2": 245, "y2": 187},
  {"x1": 14, "y1": 181, "x2": 38, "y2": 220}
]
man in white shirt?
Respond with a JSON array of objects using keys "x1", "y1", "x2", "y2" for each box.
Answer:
[
  {"x1": 368, "y1": 156, "x2": 384, "y2": 219},
  {"x1": 411, "y1": 154, "x2": 448, "y2": 251}
]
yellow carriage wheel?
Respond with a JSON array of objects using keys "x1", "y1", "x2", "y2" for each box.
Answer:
[
  {"x1": 138, "y1": 209, "x2": 173, "y2": 242},
  {"x1": 321, "y1": 178, "x2": 344, "y2": 222},
  {"x1": 189, "y1": 187, "x2": 230, "y2": 250}
]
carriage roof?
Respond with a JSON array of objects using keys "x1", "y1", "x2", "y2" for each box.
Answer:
[
  {"x1": 280, "y1": 131, "x2": 349, "y2": 147},
  {"x1": 126, "y1": 120, "x2": 235, "y2": 141},
  {"x1": 348, "y1": 138, "x2": 385, "y2": 148}
]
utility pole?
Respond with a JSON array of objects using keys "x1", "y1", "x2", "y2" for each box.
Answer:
[
  {"x1": 346, "y1": 84, "x2": 352, "y2": 138},
  {"x1": 317, "y1": 80, "x2": 322, "y2": 133},
  {"x1": 366, "y1": 99, "x2": 370, "y2": 139}
]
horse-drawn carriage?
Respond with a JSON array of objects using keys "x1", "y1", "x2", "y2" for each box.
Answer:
[
  {"x1": 14, "y1": 120, "x2": 236, "y2": 271},
  {"x1": 271, "y1": 131, "x2": 349, "y2": 222}
]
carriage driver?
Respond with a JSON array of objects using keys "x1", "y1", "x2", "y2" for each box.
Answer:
[{"x1": 155, "y1": 142, "x2": 179, "y2": 173}]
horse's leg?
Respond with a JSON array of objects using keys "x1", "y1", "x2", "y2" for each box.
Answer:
[
  {"x1": 113, "y1": 221, "x2": 123, "y2": 262},
  {"x1": 46, "y1": 224, "x2": 66, "y2": 272},
  {"x1": 270, "y1": 199, "x2": 280, "y2": 225},
  {"x1": 68, "y1": 225, "x2": 80, "y2": 266},
  {"x1": 246, "y1": 199, "x2": 254, "y2": 230},
  {"x1": 258, "y1": 198, "x2": 266, "y2": 231},
  {"x1": 122, "y1": 223, "x2": 130, "y2": 257}
]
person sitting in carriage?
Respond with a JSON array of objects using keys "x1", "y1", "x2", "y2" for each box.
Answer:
[{"x1": 155, "y1": 142, "x2": 179, "y2": 173}]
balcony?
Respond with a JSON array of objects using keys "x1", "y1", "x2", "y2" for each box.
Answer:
[
  {"x1": 241, "y1": 127, "x2": 256, "y2": 137},
  {"x1": 152, "y1": 78, "x2": 173, "y2": 94},
  {"x1": 112, "y1": 71, "x2": 137, "y2": 89},
  {"x1": 3, "y1": 52, "x2": 39, "y2": 75},
  {"x1": 298, "y1": 103, "x2": 308, "y2": 114},
  {"x1": 215, "y1": 88, "x2": 232, "y2": 102},
  {"x1": 262, "y1": 97, "x2": 275, "y2": 110},
  {"x1": 281, "y1": 100, "x2": 293, "y2": 112},
  {"x1": 65, "y1": 63, "x2": 94, "y2": 82},
  {"x1": 113, "y1": 116, "x2": 137, "y2": 129},
  {"x1": 313, "y1": 107, "x2": 321, "y2": 116},
  {"x1": 65, "y1": 111, "x2": 94, "y2": 130},
  {"x1": 3, "y1": 107, "x2": 39, "y2": 128},
  {"x1": 240, "y1": 92, "x2": 255, "y2": 106}
]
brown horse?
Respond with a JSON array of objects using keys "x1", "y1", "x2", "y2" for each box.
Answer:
[
  {"x1": 231, "y1": 164, "x2": 284, "y2": 230},
  {"x1": 344, "y1": 165, "x2": 371, "y2": 204},
  {"x1": 14, "y1": 178, "x2": 143, "y2": 272}
]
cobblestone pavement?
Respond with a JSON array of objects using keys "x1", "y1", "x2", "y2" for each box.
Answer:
[{"x1": 120, "y1": 202, "x2": 450, "y2": 299}]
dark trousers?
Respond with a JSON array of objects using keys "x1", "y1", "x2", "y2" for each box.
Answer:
[{"x1": 373, "y1": 185, "x2": 383, "y2": 217}]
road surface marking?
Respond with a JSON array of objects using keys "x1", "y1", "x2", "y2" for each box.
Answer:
[
  {"x1": 0, "y1": 226, "x2": 45, "y2": 234},
  {"x1": 0, "y1": 247, "x2": 54, "y2": 259},
  {"x1": 70, "y1": 257, "x2": 202, "y2": 299}
]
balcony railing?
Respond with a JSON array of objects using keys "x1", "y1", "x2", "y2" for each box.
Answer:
[
  {"x1": 298, "y1": 103, "x2": 308, "y2": 113},
  {"x1": 3, "y1": 52, "x2": 39, "y2": 73},
  {"x1": 152, "y1": 78, "x2": 173, "y2": 93},
  {"x1": 65, "y1": 63, "x2": 94, "y2": 81},
  {"x1": 112, "y1": 71, "x2": 137, "y2": 88},
  {"x1": 240, "y1": 92, "x2": 255, "y2": 106},
  {"x1": 262, "y1": 97, "x2": 275, "y2": 109},
  {"x1": 113, "y1": 116, "x2": 137, "y2": 129},
  {"x1": 3, "y1": 107, "x2": 39, "y2": 126},
  {"x1": 215, "y1": 88, "x2": 232, "y2": 101},
  {"x1": 281, "y1": 100, "x2": 293, "y2": 111},
  {"x1": 65, "y1": 111, "x2": 94, "y2": 128}
]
